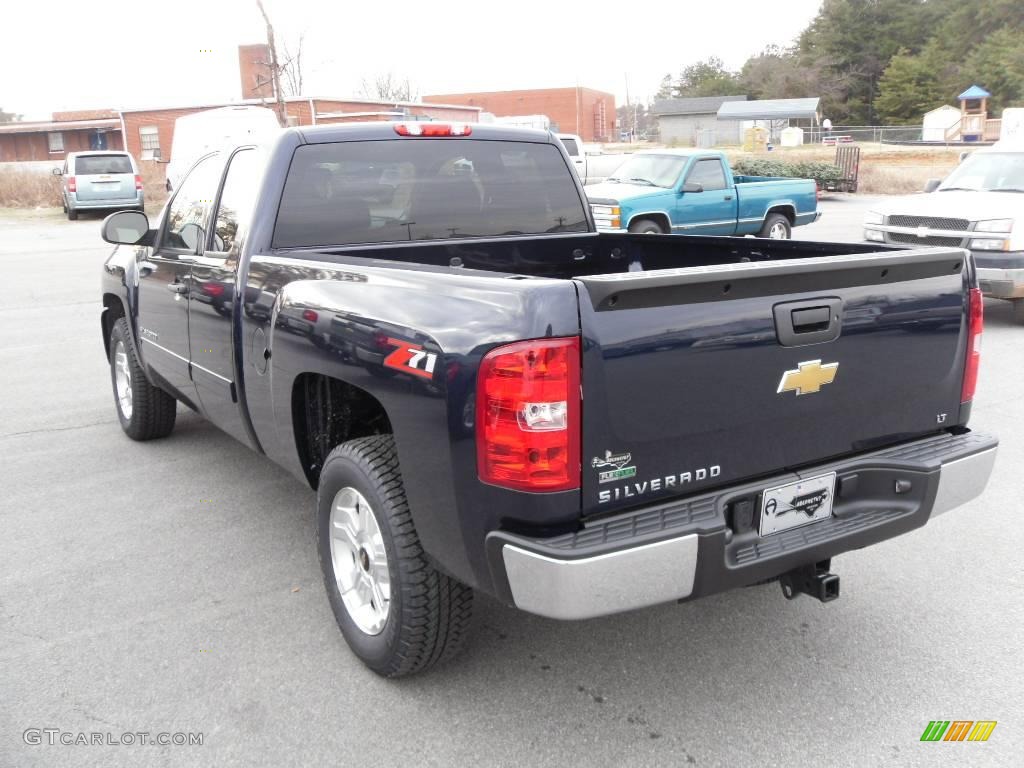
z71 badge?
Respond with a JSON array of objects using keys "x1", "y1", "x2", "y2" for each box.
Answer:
[{"x1": 383, "y1": 338, "x2": 437, "y2": 379}]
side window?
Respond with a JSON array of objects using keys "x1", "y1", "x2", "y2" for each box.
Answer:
[
  {"x1": 212, "y1": 149, "x2": 260, "y2": 254},
  {"x1": 687, "y1": 158, "x2": 727, "y2": 191},
  {"x1": 560, "y1": 137, "x2": 580, "y2": 156},
  {"x1": 163, "y1": 156, "x2": 221, "y2": 254}
]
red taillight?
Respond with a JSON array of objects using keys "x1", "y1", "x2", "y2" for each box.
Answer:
[
  {"x1": 394, "y1": 123, "x2": 472, "y2": 137},
  {"x1": 201, "y1": 282, "x2": 225, "y2": 297},
  {"x1": 961, "y1": 287, "x2": 983, "y2": 403},
  {"x1": 135, "y1": 174, "x2": 143, "y2": 190},
  {"x1": 67, "y1": 176, "x2": 76, "y2": 192},
  {"x1": 476, "y1": 337, "x2": 580, "y2": 492},
  {"x1": 302, "y1": 309, "x2": 319, "y2": 323}
]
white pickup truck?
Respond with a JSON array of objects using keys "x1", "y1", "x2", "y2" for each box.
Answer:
[
  {"x1": 864, "y1": 137, "x2": 1024, "y2": 324},
  {"x1": 557, "y1": 133, "x2": 629, "y2": 185}
]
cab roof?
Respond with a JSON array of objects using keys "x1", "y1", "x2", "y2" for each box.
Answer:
[{"x1": 292, "y1": 121, "x2": 556, "y2": 145}]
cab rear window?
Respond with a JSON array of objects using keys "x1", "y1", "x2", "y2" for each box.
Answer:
[
  {"x1": 75, "y1": 155, "x2": 133, "y2": 175},
  {"x1": 273, "y1": 139, "x2": 588, "y2": 248}
]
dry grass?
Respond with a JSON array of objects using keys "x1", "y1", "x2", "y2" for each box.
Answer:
[
  {"x1": 0, "y1": 168, "x2": 63, "y2": 208},
  {"x1": 0, "y1": 162, "x2": 170, "y2": 211},
  {"x1": 140, "y1": 162, "x2": 169, "y2": 208},
  {"x1": 857, "y1": 165, "x2": 937, "y2": 194}
]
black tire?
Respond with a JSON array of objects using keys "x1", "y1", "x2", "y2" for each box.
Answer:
[
  {"x1": 1012, "y1": 299, "x2": 1024, "y2": 325},
  {"x1": 628, "y1": 218, "x2": 666, "y2": 235},
  {"x1": 67, "y1": 207, "x2": 78, "y2": 221},
  {"x1": 758, "y1": 212, "x2": 791, "y2": 239},
  {"x1": 317, "y1": 435, "x2": 473, "y2": 677},
  {"x1": 108, "y1": 317, "x2": 176, "y2": 440}
]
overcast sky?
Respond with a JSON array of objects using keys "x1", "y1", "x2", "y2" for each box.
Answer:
[{"x1": 3, "y1": 0, "x2": 823, "y2": 119}]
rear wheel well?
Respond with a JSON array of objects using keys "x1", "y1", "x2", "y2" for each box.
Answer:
[
  {"x1": 766, "y1": 206, "x2": 795, "y2": 225},
  {"x1": 102, "y1": 294, "x2": 126, "y2": 360},
  {"x1": 292, "y1": 373, "x2": 393, "y2": 489}
]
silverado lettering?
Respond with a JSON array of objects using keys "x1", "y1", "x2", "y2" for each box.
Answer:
[{"x1": 599, "y1": 465, "x2": 723, "y2": 503}]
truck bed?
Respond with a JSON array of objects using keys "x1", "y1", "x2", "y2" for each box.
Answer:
[{"x1": 268, "y1": 231, "x2": 970, "y2": 518}]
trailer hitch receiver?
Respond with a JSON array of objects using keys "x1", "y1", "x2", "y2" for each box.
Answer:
[{"x1": 780, "y1": 560, "x2": 840, "y2": 603}]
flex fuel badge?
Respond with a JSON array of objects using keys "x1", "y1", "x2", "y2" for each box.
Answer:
[{"x1": 592, "y1": 450, "x2": 636, "y2": 483}]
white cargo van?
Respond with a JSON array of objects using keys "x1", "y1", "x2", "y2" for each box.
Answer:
[{"x1": 166, "y1": 106, "x2": 281, "y2": 191}]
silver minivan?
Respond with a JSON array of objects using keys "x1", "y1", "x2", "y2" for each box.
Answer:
[{"x1": 53, "y1": 151, "x2": 144, "y2": 220}]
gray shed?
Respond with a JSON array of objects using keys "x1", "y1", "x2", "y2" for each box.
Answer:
[
  {"x1": 716, "y1": 98, "x2": 821, "y2": 141},
  {"x1": 652, "y1": 95, "x2": 748, "y2": 146}
]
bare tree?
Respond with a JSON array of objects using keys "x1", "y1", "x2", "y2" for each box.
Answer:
[
  {"x1": 358, "y1": 72, "x2": 418, "y2": 103},
  {"x1": 255, "y1": 0, "x2": 288, "y2": 127},
  {"x1": 279, "y1": 33, "x2": 305, "y2": 97}
]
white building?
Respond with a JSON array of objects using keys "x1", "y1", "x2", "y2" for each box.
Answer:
[{"x1": 922, "y1": 105, "x2": 961, "y2": 142}]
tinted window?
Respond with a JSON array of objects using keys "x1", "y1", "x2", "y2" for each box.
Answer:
[
  {"x1": 559, "y1": 137, "x2": 580, "y2": 156},
  {"x1": 273, "y1": 139, "x2": 588, "y2": 248},
  {"x1": 75, "y1": 155, "x2": 132, "y2": 174},
  {"x1": 164, "y1": 155, "x2": 221, "y2": 253},
  {"x1": 212, "y1": 149, "x2": 260, "y2": 253},
  {"x1": 687, "y1": 158, "x2": 727, "y2": 191}
]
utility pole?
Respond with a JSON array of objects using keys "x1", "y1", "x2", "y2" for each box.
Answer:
[
  {"x1": 624, "y1": 73, "x2": 630, "y2": 142},
  {"x1": 256, "y1": 0, "x2": 288, "y2": 127}
]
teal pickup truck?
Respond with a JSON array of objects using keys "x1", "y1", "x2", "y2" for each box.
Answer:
[{"x1": 585, "y1": 149, "x2": 820, "y2": 239}]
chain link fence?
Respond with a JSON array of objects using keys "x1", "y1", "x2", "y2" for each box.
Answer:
[{"x1": 813, "y1": 125, "x2": 923, "y2": 144}]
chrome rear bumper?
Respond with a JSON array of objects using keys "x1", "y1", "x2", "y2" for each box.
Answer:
[{"x1": 490, "y1": 432, "x2": 997, "y2": 620}]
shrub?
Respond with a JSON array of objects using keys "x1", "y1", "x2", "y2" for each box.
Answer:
[{"x1": 732, "y1": 158, "x2": 843, "y2": 187}]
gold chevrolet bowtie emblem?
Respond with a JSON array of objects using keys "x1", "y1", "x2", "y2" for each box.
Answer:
[{"x1": 777, "y1": 360, "x2": 839, "y2": 396}]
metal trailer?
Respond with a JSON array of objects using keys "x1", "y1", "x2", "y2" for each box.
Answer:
[{"x1": 829, "y1": 145, "x2": 860, "y2": 192}]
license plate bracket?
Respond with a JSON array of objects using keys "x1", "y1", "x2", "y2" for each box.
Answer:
[{"x1": 759, "y1": 472, "x2": 837, "y2": 536}]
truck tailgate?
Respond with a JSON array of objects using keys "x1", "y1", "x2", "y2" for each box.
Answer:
[{"x1": 575, "y1": 248, "x2": 971, "y2": 516}]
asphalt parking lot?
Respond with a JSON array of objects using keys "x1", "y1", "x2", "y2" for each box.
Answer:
[{"x1": 1, "y1": 198, "x2": 1021, "y2": 768}]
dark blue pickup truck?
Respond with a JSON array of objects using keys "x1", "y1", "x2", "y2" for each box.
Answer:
[{"x1": 99, "y1": 122, "x2": 997, "y2": 677}]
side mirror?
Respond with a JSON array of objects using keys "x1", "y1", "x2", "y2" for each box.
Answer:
[
  {"x1": 923, "y1": 178, "x2": 941, "y2": 193},
  {"x1": 102, "y1": 210, "x2": 151, "y2": 245},
  {"x1": 958, "y1": 151, "x2": 970, "y2": 163},
  {"x1": 179, "y1": 222, "x2": 204, "y2": 252},
  {"x1": 52, "y1": 168, "x2": 62, "y2": 176},
  {"x1": 681, "y1": 182, "x2": 704, "y2": 193}
]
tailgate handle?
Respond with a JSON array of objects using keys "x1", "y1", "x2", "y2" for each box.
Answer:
[
  {"x1": 774, "y1": 297, "x2": 842, "y2": 347},
  {"x1": 792, "y1": 306, "x2": 831, "y2": 332}
]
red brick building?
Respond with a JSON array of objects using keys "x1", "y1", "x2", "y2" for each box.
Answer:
[
  {"x1": 0, "y1": 114, "x2": 123, "y2": 163},
  {"x1": 424, "y1": 87, "x2": 616, "y2": 142},
  {"x1": 0, "y1": 44, "x2": 479, "y2": 170},
  {"x1": 118, "y1": 97, "x2": 480, "y2": 165}
]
